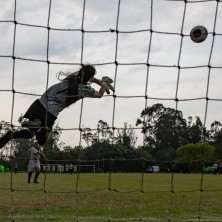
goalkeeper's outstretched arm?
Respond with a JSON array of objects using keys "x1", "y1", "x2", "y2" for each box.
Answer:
[
  {"x1": 91, "y1": 77, "x2": 115, "y2": 97},
  {"x1": 93, "y1": 81, "x2": 109, "y2": 98}
]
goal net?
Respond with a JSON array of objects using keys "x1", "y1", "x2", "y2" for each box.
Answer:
[{"x1": 0, "y1": 0, "x2": 222, "y2": 221}]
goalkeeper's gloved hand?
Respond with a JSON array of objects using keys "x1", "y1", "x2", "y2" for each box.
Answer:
[{"x1": 102, "y1": 76, "x2": 115, "y2": 94}]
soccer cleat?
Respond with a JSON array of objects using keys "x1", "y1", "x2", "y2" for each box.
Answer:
[
  {"x1": 0, "y1": 131, "x2": 12, "y2": 149},
  {"x1": 33, "y1": 180, "x2": 39, "y2": 184},
  {"x1": 22, "y1": 119, "x2": 42, "y2": 128}
]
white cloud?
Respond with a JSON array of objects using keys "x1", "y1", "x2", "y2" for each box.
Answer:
[{"x1": 0, "y1": 0, "x2": 14, "y2": 20}]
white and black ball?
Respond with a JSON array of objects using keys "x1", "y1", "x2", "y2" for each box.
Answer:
[{"x1": 190, "y1": 25, "x2": 208, "y2": 43}]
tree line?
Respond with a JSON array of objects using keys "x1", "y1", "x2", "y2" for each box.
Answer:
[{"x1": 0, "y1": 103, "x2": 222, "y2": 172}]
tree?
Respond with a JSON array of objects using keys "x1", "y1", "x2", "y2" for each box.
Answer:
[
  {"x1": 84, "y1": 141, "x2": 140, "y2": 172},
  {"x1": 212, "y1": 130, "x2": 222, "y2": 157},
  {"x1": 176, "y1": 143, "x2": 215, "y2": 162},
  {"x1": 209, "y1": 121, "x2": 222, "y2": 152},
  {"x1": 81, "y1": 126, "x2": 95, "y2": 146},
  {"x1": 43, "y1": 124, "x2": 63, "y2": 152},
  {"x1": 0, "y1": 121, "x2": 14, "y2": 157},
  {"x1": 176, "y1": 143, "x2": 215, "y2": 172},
  {"x1": 136, "y1": 103, "x2": 188, "y2": 154},
  {"x1": 187, "y1": 116, "x2": 209, "y2": 144},
  {"x1": 135, "y1": 145, "x2": 155, "y2": 160},
  {"x1": 114, "y1": 122, "x2": 138, "y2": 148},
  {"x1": 97, "y1": 120, "x2": 113, "y2": 142},
  {"x1": 13, "y1": 139, "x2": 34, "y2": 169},
  {"x1": 210, "y1": 121, "x2": 222, "y2": 133},
  {"x1": 82, "y1": 120, "x2": 113, "y2": 146}
]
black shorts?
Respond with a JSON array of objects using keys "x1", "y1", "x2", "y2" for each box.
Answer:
[
  {"x1": 23, "y1": 99, "x2": 57, "y2": 145},
  {"x1": 23, "y1": 99, "x2": 57, "y2": 132}
]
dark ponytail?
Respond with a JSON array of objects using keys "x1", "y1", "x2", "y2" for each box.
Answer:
[{"x1": 64, "y1": 65, "x2": 96, "y2": 107}]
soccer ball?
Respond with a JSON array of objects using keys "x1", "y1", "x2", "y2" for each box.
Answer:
[{"x1": 190, "y1": 25, "x2": 208, "y2": 43}]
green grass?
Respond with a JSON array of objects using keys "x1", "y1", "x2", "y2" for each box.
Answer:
[{"x1": 0, "y1": 172, "x2": 222, "y2": 221}]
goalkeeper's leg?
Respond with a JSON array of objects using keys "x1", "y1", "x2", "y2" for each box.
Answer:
[
  {"x1": 35, "y1": 129, "x2": 51, "y2": 146},
  {"x1": 0, "y1": 130, "x2": 34, "y2": 148}
]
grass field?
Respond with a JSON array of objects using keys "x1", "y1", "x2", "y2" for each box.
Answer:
[{"x1": 0, "y1": 172, "x2": 222, "y2": 222}]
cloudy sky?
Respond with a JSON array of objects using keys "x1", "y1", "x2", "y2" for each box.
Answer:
[{"x1": 0, "y1": 0, "x2": 221, "y2": 148}]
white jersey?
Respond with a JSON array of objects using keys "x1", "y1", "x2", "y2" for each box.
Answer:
[
  {"x1": 69, "y1": 164, "x2": 73, "y2": 170},
  {"x1": 30, "y1": 147, "x2": 40, "y2": 160},
  {"x1": 43, "y1": 165, "x2": 46, "y2": 172},
  {"x1": 47, "y1": 164, "x2": 51, "y2": 172},
  {"x1": 28, "y1": 147, "x2": 40, "y2": 172},
  {"x1": 39, "y1": 72, "x2": 95, "y2": 117},
  {"x1": 52, "y1": 165, "x2": 56, "y2": 172},
  {"x1": 57, "y1": 165, "x2": 61, "y2": 173}
]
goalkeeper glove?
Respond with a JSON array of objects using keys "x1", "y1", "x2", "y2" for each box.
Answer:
[{"x1": 102, "y1": 76, "x2": 115, "y2": 94}]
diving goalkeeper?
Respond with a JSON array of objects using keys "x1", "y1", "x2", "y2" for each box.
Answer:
[{"x1": 0, "y1": 65, "x2": 114, "y2": 147}]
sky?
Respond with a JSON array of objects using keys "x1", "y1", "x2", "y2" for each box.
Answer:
[{"x1": 0, "y1": 0, "x2": 222, "y2": 148}]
